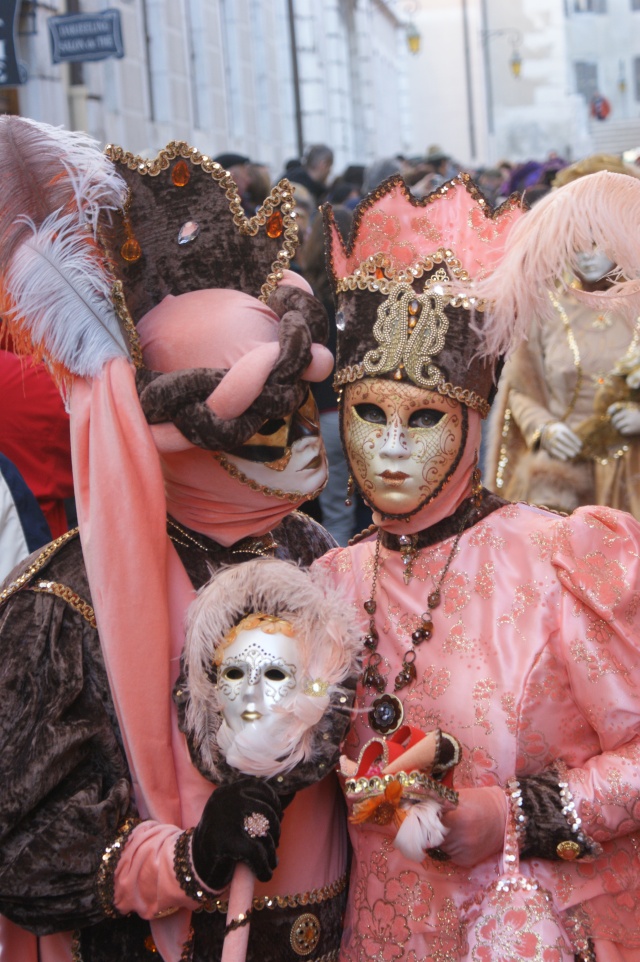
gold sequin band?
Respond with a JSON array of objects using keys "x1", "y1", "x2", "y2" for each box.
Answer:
[
  {"x1": 557, "y1": 778, "x2": 600, "y2": 860},
  {"x1": 111, "y1": 280, "x2": 143, "y2": 369},
  {"x1": 189, "y1": 872, "x2": 347, "y2": 916},
  {"x1": 104, "y1": 142, "x2": 298, "y2": 303},
  {"x1": 0, "y1": 528, "x2": 80, "y2": 607},
  {"x1": 345, "y1": 770, "x2": 458, "y2": 806},
  {"x1": 174, "y1": 828, "x2": 220, "y2": 912},
  {"x1": 333, "y1": 366, "x2": 491, "y2": 418},
  {"x1": 335, "y1": 247, "x2": 488, "y2": 303},
  {"x1": 213, "y1": 452, "x2": 327, "y2": 503},
  {"x1": 436, "y1": 382, "x2": 491, "y2": 419},
  {"x1": 30, "y1": 581, "x2": 97, "y2": 628},
  {"x1": 96, "y1": 817, "x2": 141, "y2": 918}
]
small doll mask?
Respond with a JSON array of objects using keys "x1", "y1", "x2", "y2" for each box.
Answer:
[{"x1": 216, "y1": 618, "x2": 301, "y2": 736}]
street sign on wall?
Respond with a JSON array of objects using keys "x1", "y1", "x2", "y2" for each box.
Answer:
[
  {"x1": 48, "y1": 8, "x2": 124, "y2": 64},
  {"x1": 0, "y1": 0, "x2": 27, "y2": 85}
]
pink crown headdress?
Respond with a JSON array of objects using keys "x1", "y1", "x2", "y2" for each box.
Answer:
[{"x1": 324, "y1": 174, "x2": 526, "y2": 416}]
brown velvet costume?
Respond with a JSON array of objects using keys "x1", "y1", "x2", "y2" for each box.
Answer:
[{"x1": 0, "y1": 511, "x2": 341, "y2": 960}]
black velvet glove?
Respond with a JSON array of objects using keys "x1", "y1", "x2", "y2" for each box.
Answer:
[{"x1": 191, "y1": 776, "x2": 284, "y2": 889}]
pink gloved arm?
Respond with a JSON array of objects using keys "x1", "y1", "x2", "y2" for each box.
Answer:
[
  {"x1": 439, "y1": 785, "x2": 508, "y2": 867},
  {"x1": 111, "y1": 820, "x2": 218, "y2": 919}
]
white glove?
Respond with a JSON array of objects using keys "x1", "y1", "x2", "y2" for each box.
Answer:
[
  {"x1": 626, "y1": 368, "x2": 640, "y2": 390},
  {"x1": 608, "y1": 403, "x2": 640, "y2": 436},
  {"x1": 540, "y1": 422, "x2": 583, "y2": 460}
]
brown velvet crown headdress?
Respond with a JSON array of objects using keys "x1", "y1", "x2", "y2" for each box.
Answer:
[
  {"x1": 0, "y1": 116, "x2": 330, "y2": 453},
  {"x1": 102, "y1": 141, "x2": 300, "y2": 322},
  {"x1": 323, "y1": 174, "x2": 527, "y2": 417}
]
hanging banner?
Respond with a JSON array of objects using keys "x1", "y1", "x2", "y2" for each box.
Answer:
[
  {"x1": 48, "y1": 8, "x2": 124, "y2": 64},
  {"x1": 0, "y1": 0, "x2": 27, "y2": 85}
]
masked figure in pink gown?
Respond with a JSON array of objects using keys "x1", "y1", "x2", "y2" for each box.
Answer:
[{"x1": 314, "y1": 171, "x2": 640, "y2": 961}]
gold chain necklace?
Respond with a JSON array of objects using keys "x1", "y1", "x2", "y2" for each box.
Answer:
[{"x1": 167, "y1": 516, "x2": 278, "y2": 557}]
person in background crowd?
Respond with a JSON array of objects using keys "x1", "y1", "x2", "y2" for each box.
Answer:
[
  {"x1": 301, "y1": 206, "x2": 356, "y2": 546},
  {"x1": 213, "y1": 152, "x2": 271, "y2": 215},
  {"x1": 0, "y1": 343, "x2": 74, "y2": 538},
  {"x1": 361, "y1": 157, "x2": 403, "y2": 196},
  {"x1": 282, "y1": 144, "x2": 334, "y2": 204},
  {"x1": 0, "y1": 453, "x2": 51, "y2": 581}
]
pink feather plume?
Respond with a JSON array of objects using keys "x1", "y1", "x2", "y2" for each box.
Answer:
[{"x1": 476, "y1": 171, "x2": 640, "y2": 357}]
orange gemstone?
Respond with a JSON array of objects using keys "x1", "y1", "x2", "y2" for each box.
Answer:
[
  {"x1": 120, "y1": 237, "x2": 142, "y2": 262},
  {"x1": 266, "y1": 210, "x2": 284, "y2": 238},
  {"x1": 171, "y1": 160, "x2": 190, "y2": 187},
  {"x1": 375, "y1": 267, "x2": 385, "y2": 279},
  {"x1": 408, "y1": 299, "x2": 420, "y2": 315},
  {"x1": 144, "y1": 935, "x2": 158, "y2": 953}
]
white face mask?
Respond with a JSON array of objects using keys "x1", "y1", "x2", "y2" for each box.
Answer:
[
  {"x1": 223, "y1": 391, "x2": 328, "y2": 498},
  {"x1": 216, "y1": 626, "x2": 301, "y2": 735},
  {"x1": 572, "y1": 249, "x2": 616, "y2": 284},
  {"x1": 342, "y1": 378, "x2": 465, "y2": 517}
]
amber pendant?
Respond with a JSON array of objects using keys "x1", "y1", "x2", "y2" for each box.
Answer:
[{"x1": 369, "y1": 693, "x2": 404, "y2": 735}]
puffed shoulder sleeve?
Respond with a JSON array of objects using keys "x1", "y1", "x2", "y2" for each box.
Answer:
[
  {"x1": 549, "y1": 506, "x2": 640, "y2": 848},
  {"x1": 0, "y1": 547, "x2": 133, "y2": 933}
]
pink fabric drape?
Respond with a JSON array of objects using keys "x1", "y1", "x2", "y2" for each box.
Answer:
[{"x1": 70, "y1": 357, "x2": 213, "y2": 958}]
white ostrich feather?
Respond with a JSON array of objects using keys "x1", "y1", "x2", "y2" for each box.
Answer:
[
  {"x1": 394, "y1": 799, "x2": 448, "y2": 862},
  {"x1": 5, "y1": 212, "x2": 129, "y2": 377}
]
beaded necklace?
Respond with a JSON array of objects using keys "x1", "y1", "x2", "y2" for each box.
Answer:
[{"x1": 362, "y1": 469, "x2": 482, "y2": 735}]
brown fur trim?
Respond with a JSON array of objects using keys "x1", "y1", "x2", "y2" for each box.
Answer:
[
  {"x1": 505, "y1": 448, "x2": 594, "y2": 514},
  {"x1": 266, "y1": 286, "x2": 329, "y2": 345}
]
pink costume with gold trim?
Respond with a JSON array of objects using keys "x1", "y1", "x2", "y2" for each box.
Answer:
[
  {"x1": 318, "y1": 169, "x2": 640, "y2": 962},
  {"x1": 317, "y1": 502, "x2": 640, "y2": 960}
]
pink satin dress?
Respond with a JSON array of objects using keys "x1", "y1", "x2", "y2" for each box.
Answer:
[{"x1": 316, "y1": 502, "x2": 640, "y2": 961}]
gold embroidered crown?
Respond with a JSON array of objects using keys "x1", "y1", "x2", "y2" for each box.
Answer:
[{"x1": 323, "y1": 174, "x2": 526, "y2": 416}]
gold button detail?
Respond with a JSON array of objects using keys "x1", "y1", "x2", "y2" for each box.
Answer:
[
  {"x1": 290, "y1": 912, "x2": 321, "y2": 956},
  {"x1": 556, "y1": 840, "x2": 581, "y2": 861}
]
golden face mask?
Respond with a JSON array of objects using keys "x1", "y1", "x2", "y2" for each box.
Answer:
[
  {"x1": 228, "y1": 389, "x2": 321, "y2": 471},
  {"x1": 342, "y1": 378, "x2": 466, "y2": 518}
]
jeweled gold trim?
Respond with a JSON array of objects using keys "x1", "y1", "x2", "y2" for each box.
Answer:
[
  {"x1": 333, "y1": 363, "x2": 365, "y2": 388},
  {"x1": 0, "y1": 528, "x2": 80, "y2": 607},
  {"x1": 197, "y1": 873, "x2": 347, "y2": 916},
  {"x1": 174, "y1": 827, "x2": 219, "y2": 912},
  {"x1": 495, "y1": 406, "x2": 512, "y2": 490},
  {"x1": 335, "y1": 247, "x2": 489, "y2": 303},
  {"x1": 104, "y1": 141, "x2": 298, "y2": 303},
  {"x1": 96, "y1": 817, "x2": 141, "y2": 917},
  {"x1": 344, "y1": 770, "x2": 458, "y2": 806},
  {"x1": 363, "y1": 282, "x2": 449, "y2": 389},
  {"x1": 290, "y1": 912, "x2": 321, "y2": 956},
  {"x1": 112, "y1": 280, "x2": 143, "y2": 369},
  {"x1": 213, "y1": 453, "x2": 327, "y2": 503},
  {"x1": 31, "y1": 581, "x2": 96, "y2": 628},
  {"x1": 436, "y1": 381, "x2": 490, "y2": 418}
]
